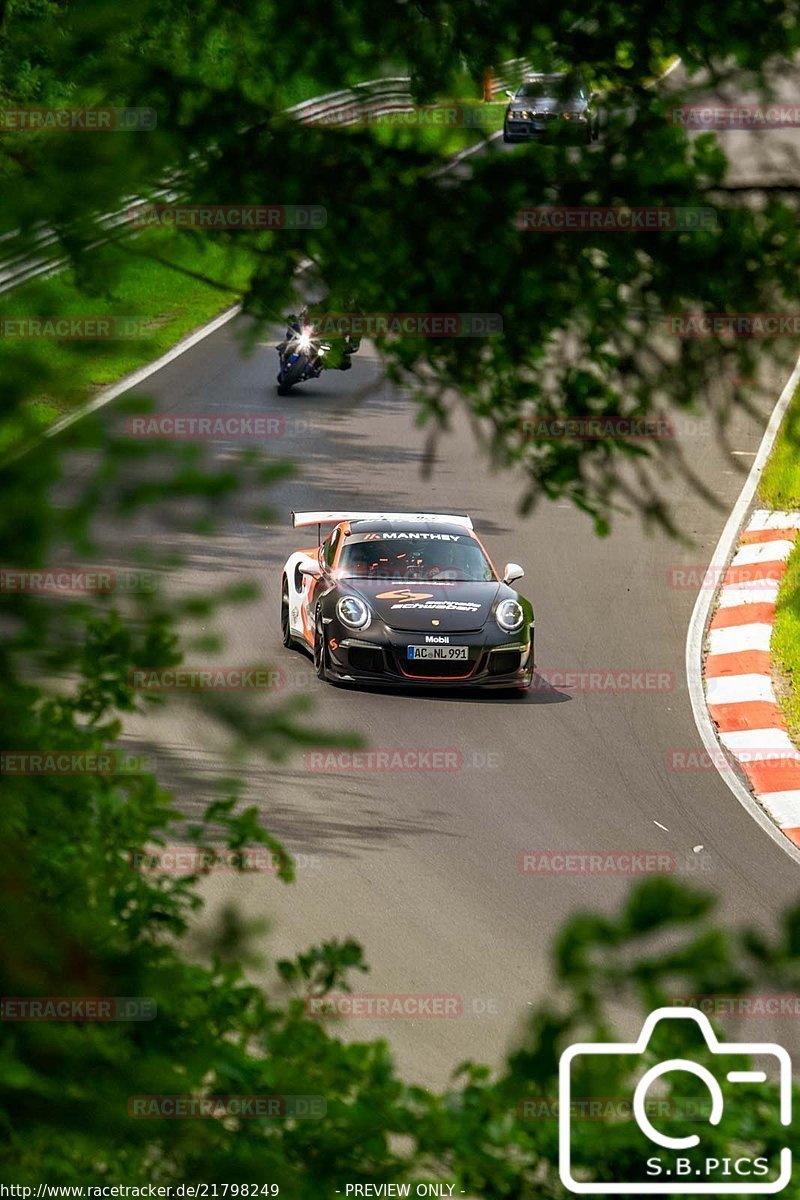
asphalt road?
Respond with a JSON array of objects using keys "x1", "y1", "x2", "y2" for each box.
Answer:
[{"x1": 60, "y1": 61, "x2": 800, "y2": 1088}]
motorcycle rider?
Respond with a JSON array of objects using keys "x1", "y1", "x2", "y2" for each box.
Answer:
[
  {"x1": 275, "y1": 308, "x2": 307, "y2": 363},
  {"x1": 276, "y1": 300, "x2": 360, "y2": 373}
]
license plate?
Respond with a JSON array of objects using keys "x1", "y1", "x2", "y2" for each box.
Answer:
[{"x1": 407, "y1": 645, "x2": 469, "y2": 661}]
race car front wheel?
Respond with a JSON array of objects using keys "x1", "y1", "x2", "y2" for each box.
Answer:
[
  {"x1": 313, "y1": 609, "x2": 328, "y2": 681},
  {"x1": 280, "y1": 578, "x2": 294, "y2": 648}
]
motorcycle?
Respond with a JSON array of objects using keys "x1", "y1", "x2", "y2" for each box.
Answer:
[{"x1": 276, "y1": 310, "x2": 331, "y2": 396}]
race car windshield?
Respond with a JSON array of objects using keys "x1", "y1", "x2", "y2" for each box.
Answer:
[{"x1": 337, "y1": 535, "x2": 497, "y2": 582}]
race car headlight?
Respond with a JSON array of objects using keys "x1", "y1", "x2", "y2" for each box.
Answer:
[
  {"x1": 495, "y1": 598, "x2": 525, "y2": 633},
  {"x1": 337, "y1": 596, "x2": 371, "y2": 630}
]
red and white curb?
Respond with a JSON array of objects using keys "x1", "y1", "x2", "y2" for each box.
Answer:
[
  {"x1": 687, "y1": 351, "x2": 800, "y2": 864},
  {"x1": 703, "y1": 509, "x2": 800, "y2": 848}
]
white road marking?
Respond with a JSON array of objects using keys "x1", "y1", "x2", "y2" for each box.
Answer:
[
  {"x1": 1, "y1": 305, "x2": 242, "y2": 465},
  {"x1": 655, "y1": 57, "x2": 683, "y2": 83},
  {"x1": 429, "y1": 129, "x2": 504, "y2": 179}
]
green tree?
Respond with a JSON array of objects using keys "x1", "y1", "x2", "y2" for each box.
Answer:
[
  {"x1": 2, "y1": 2, "x2": 800, "y2": 1194},
  {"x1": 2, "y1": 0, "x2": 800, "y2": 526}
]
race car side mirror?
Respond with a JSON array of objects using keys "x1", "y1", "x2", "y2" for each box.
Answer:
[
  {"x1": 300, "y1": 560, "x2": 322, "y2": 578},
  {"x1": 505, "y1": 89, "x2": 515, "y2": 99},
  {"x1": 503, "y1": 562, "x2": 524, "y2": 584}
]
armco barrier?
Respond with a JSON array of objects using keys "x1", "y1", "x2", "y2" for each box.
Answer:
[{"x1": 0, "y1": 61, "x2": 532, "y2": 296}]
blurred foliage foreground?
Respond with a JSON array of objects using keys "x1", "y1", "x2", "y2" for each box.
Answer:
[
  {"x1": 4, "y1": 0, "x2": 800, "y2": 529},
  {"x1": 4, "y1": 0, "x2": 800, "y2": 1194},
  {"x1": 2, "y1": 428, "x2": 800, "y2": 1194}
]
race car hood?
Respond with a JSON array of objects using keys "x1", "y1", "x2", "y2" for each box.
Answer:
[{"x1": 342, "y1": 579, "x2": 502, "y2": 632}]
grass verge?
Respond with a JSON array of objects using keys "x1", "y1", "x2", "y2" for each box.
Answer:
[
  {"x1": 772, "y1": 549, "x2": 800, "y2": 742},
  {"x1": 0, "y1": 231, "x2": 257, "y2": 454},
  {"x1": 5, "y1": 60, "x2": 653, "y2": 456},
  {"x1": 759, "y1": 380, "x2": 800, "y2": 508},
  {"x1": 0, "y1": 83, "x2": 505, "y2": 459},
  {"x1": 760, "y1": 380, "x2": 800, "y2": 740}
]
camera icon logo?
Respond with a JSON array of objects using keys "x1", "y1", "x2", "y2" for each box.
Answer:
[{"x1": 559, "y1": 1006, "x2": 792, "y2": 1193}]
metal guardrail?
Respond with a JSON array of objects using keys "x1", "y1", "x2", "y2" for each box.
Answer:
[
  {"x1": 0, "y1": 62, "x2": 532, "y2": 296},
  {"x1": 0, "y1": 188, "x2": 178, "y2": 295}
]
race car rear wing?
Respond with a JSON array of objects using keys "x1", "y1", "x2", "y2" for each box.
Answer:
[{"x1": 291, "y1": 510, "x2": 474, "y2": 532}]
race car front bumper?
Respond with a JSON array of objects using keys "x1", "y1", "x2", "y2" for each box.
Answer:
[{"x1": 325, "y1": 629, "x2": 534, "y2": 689}]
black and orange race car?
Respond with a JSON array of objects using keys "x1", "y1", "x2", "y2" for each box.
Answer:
[{"x1": 280, "y1": 511, "x2": 534, "y2": 690}]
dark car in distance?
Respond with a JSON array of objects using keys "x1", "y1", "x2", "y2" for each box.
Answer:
[{"x1": 503, "y1": 74, "x2": 599, "y2": 143}]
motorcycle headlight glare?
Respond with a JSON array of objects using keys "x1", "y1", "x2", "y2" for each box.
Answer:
[
  {"x1": 495, "y1": 598, "x2": 524, "y2": 633},
  {"x1": 337, "y1": 596, "x2": 371, "y2": 630}
]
